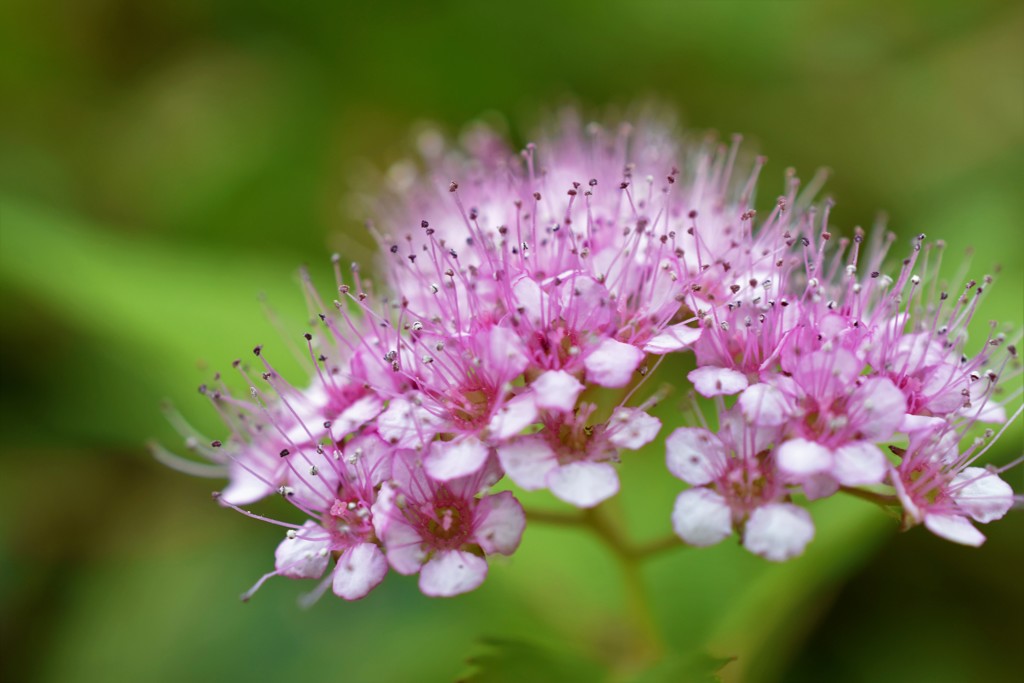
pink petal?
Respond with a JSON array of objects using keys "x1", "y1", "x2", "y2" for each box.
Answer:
[
  {"x1": 801, "y1": 473, "x2": 840, "y2": 501},
  {"x1": 959, "y1": 401, "x2": 1007, "y2": 424},
  {"x1": 424, "y1": 436, "x2": 490, "y2": 481},
  {"x1": 220, "y1": 460, "x2": 278, "y2": 506},
  {"x1": 287, "y1": 458, "x2": 341, "y2": 511},
  {"x1": 688, "y1": 366, "x2": 748, "y2": 397},
  {"x1": 777, "y1": 438, "x2": 833, "y2": 477},
  {"x1": 743, "y1": 503, "x2": 815, "y2": 561},
  {"x1": 951, "y1": 467, "x2": 1014, "y2": 524},
  {"x1": 473, "y1": 491, "x2": 526, "y2": 555},
  {"x1": 738, "y1": 384, "x2": 790, "y2": 427},
  {"x1": 274, "y1": 521, "x2": 330, "y2": 579},
  {"x1": 665, "y1": 427, "x2": 724, "y2": 486},
  {"x1": 496, "y1": 436, "x2": 558, "y2": 490},
  {"x1": 485, "y1": 326, "x2": 530, "y2": 378},
  {"x1": 919, "y1": 364, "x2": 965, "y2": 415},
  {"x1": 332, "y1": 543, "x2": 388, "y2": 600},
  {"x1": 547, "y1": 461, "x2": 620, "y2": 508},
  {"x1": 342, "y1": 432, "x2": 393, "y2": 486},
  {"x1": 332, "y1": 395, "x2": 385, "y2": 438},
  {"x1": 584, "y1": 339, "x2": 644, "y2": 388},
  {"x1": 832, "y1": 441, "x2": 888, "y2": 486},
  {"x1": 791, "y1": 348, "x2": 861, "y2": 396},
  {"x1": 643, "y1": 322, "x2": 701, "y2": 354},
  {"x1": 419, "y1": 550, "x2": 488, "y2": 597},
  {"x1": 511, "y1": 276, "x2": 548, "y2": 326},
  {"x1": 443, "y1": 455, "x2": 505, "y2": 499},
  {"x1": 607, "y1": 408, "x2": 662, "y2": 450},
  {"x1": 531, "y1": 370, "x2": 584, "y2": 412},
  {"x1": 671, "y1": 488, "x2": 733, "y2": 547},
  {"x1": 850, "y1": 377, "x2": 906, "y2": 441},
  {"x1": 372, "y1": 484, "x2": 425, "y2": 575},
  {"x1": 899, "y1": 414, "x2": 947, "y2": 434},
  {"x1": 891, "y1": 467, "x2": 922, "y2": 523},
  {"x1": 486, "y1": 393, "x2": 538, "y2": 440},
  {"x1": 923, "y1": 514, "x2": 986, "y2": 547},
  {"x1": 377, "y1": 396, "x2": 440, "y2": 450}
]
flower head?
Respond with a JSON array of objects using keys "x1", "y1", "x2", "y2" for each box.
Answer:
[
  {"x1": 155, "y1": 107, "x2": 1021, "y2": 607},
  {"x1": 666, "y1": 408, "x2": 815, "y2": 561}
]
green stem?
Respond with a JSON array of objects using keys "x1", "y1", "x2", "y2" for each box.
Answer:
[
  {"x1": 524, "y1": 507, "x2": 684, "y2": 560},
  {"x1": 838, "y1": 485, "x2": 899, "y2": 507},
  {"x1": 525, "y1": 503, "x2": 686, "y2": 668}
]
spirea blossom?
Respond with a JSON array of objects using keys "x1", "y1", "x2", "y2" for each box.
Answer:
[{"x1": 157, "y1": 108, "x2": 1021, "y2": 602}]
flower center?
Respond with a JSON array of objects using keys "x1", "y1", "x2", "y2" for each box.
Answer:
[
  {"x1": 327, "y1": 496, "x2": 373, "y2": 544},
  {"x1": 420, "y1": 496, "x2": 472, "y2": 549}
]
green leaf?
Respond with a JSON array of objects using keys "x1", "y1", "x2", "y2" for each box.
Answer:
[
  {"x1": 0, "y1": 196, "x2": 320, "y2": 443},
  {"x1": 458, "y1": 638, "x2": 607, "y2": 683},
  {"x1": 631, "y1": 651, "x2": 735, "y2": 683}
]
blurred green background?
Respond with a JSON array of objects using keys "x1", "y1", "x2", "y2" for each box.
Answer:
[{"x1": 1, "y1": 1, "x2": 1021, "y2": 681}]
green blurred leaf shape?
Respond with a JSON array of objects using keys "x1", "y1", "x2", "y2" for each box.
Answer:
[
  {"x1": 459, "y1": 638, "x2": 734, "y2": 683},
  {"x1": 0, "y1": 196, "x2": 316, "y2": 441},
  {"x1": 631, "y1": 651, "x2": 735, "y2": 683},
  {"x1": 459, "y1": 638, "x2": 606, "y2": 683}
]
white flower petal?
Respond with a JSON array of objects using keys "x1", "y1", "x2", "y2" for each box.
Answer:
[
  {"x1": 274, "y1": 521, "x2": 331, "y2": 579},
  {"x1": 547, "y1": 461, "x2": 620, "y2": 508},
  {"x1": 220, "y1": 460, "x2": 278, "y2": 506},
  {"x1": 671, "y1": 488, "x2": 733, "y2": 547},
  {"x1": 424, "y1": 437, "x2": 490, "y2": 481},
  {"x1": 643, "y1": 322, "x2": 701, "y2": 354},
  {"x1": 332, "y1": 543, "x2": 388, "y2": 600},
  {"x1": 377, "y1": 395, "x2": 440, "y2": 450},
  {"x1": 777, "y1": 438, "x2": 833, "y2": 477},
  {"x1": 899, "y1": 414, "x2": 947, "y2": 434},
  {"x1": 851, "y1": 378, "x2": 906, "y2": 441},
  {"x1": 959, "y1": 401, "x2": 1007, "y2": 424},
  {"x1": 331, "y1": 395, "x2": 385, "y2": 438},
  {"x1": 688, "y1": 366, "x2": 748, "y2": 397},
  {"x1": 951, "y1": 467, "x2": 1014, "y2": 524},
  {"x1": 665, "y1": 427, "x2": 724, "y2": 486},
  {"x1": 419, "y1": 550, "x2": 488, "y2": 597},
  {"x1": 531, "y1": 370, "x2": 584, "y2": 412},
  {"x1": 584, "y1": 339, "x2": 644, "y2": 388},
  {"x1": 923, "y1": 513, "x2": 986, "y2": 547},
  {"x1": 474, "y1": 491, "x2": 526, "y2": 555},
  {"x1": 801, "y1": 473, "x2": 840, "y2": 501},
  {"x1": 743, "y1": 503, "x2": 815, "y2": 562},
  {"x1": 496, "y1": 436, "x2": 558, "y2": 490},
  {"x1": 607, "y1": 408, "x2": 662, "y2": 450},
  {"x1": 833, "y1": 441, "x2": 888, "y2": 486},
  {"x1": 738, "y1": 384, "x2": 790, "y2": 427},
  {"x1": 486, "y1": 393, "x2": 538, "y2": 440}
]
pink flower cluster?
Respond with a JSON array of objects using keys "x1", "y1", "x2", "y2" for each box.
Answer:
[{"x1": 158, "y1": 111, "x2": 1021, "y2": 602}]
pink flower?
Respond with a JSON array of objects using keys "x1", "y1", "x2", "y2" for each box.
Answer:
[
  {"x1": 240, "y1": 432, "x2": 392, "y2": 602},
  {"x1": 377, "y1": 325, "x2": 534, "y2": 480},
  {"x1": 769, "y1": 348, "x2": 905, "y2": 494},
  {"x1": 210, "y1": 347, "x2": 383, "y2": 507},
  {"x1": 372, "y1": 452, "x2": 525, "y2": 597},
  {"x1": 892, "y1": 422, "x2": 1016, "y2": 546},
  {"x1": 689, "y1": 298, "x2": 800, "y2": 392},
  {"x1": 666, "y1": 411, "x2": 815, "y2": 561},
  {"x1": 498, "y1": 404, "x2": 662, "y2": 508}
]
